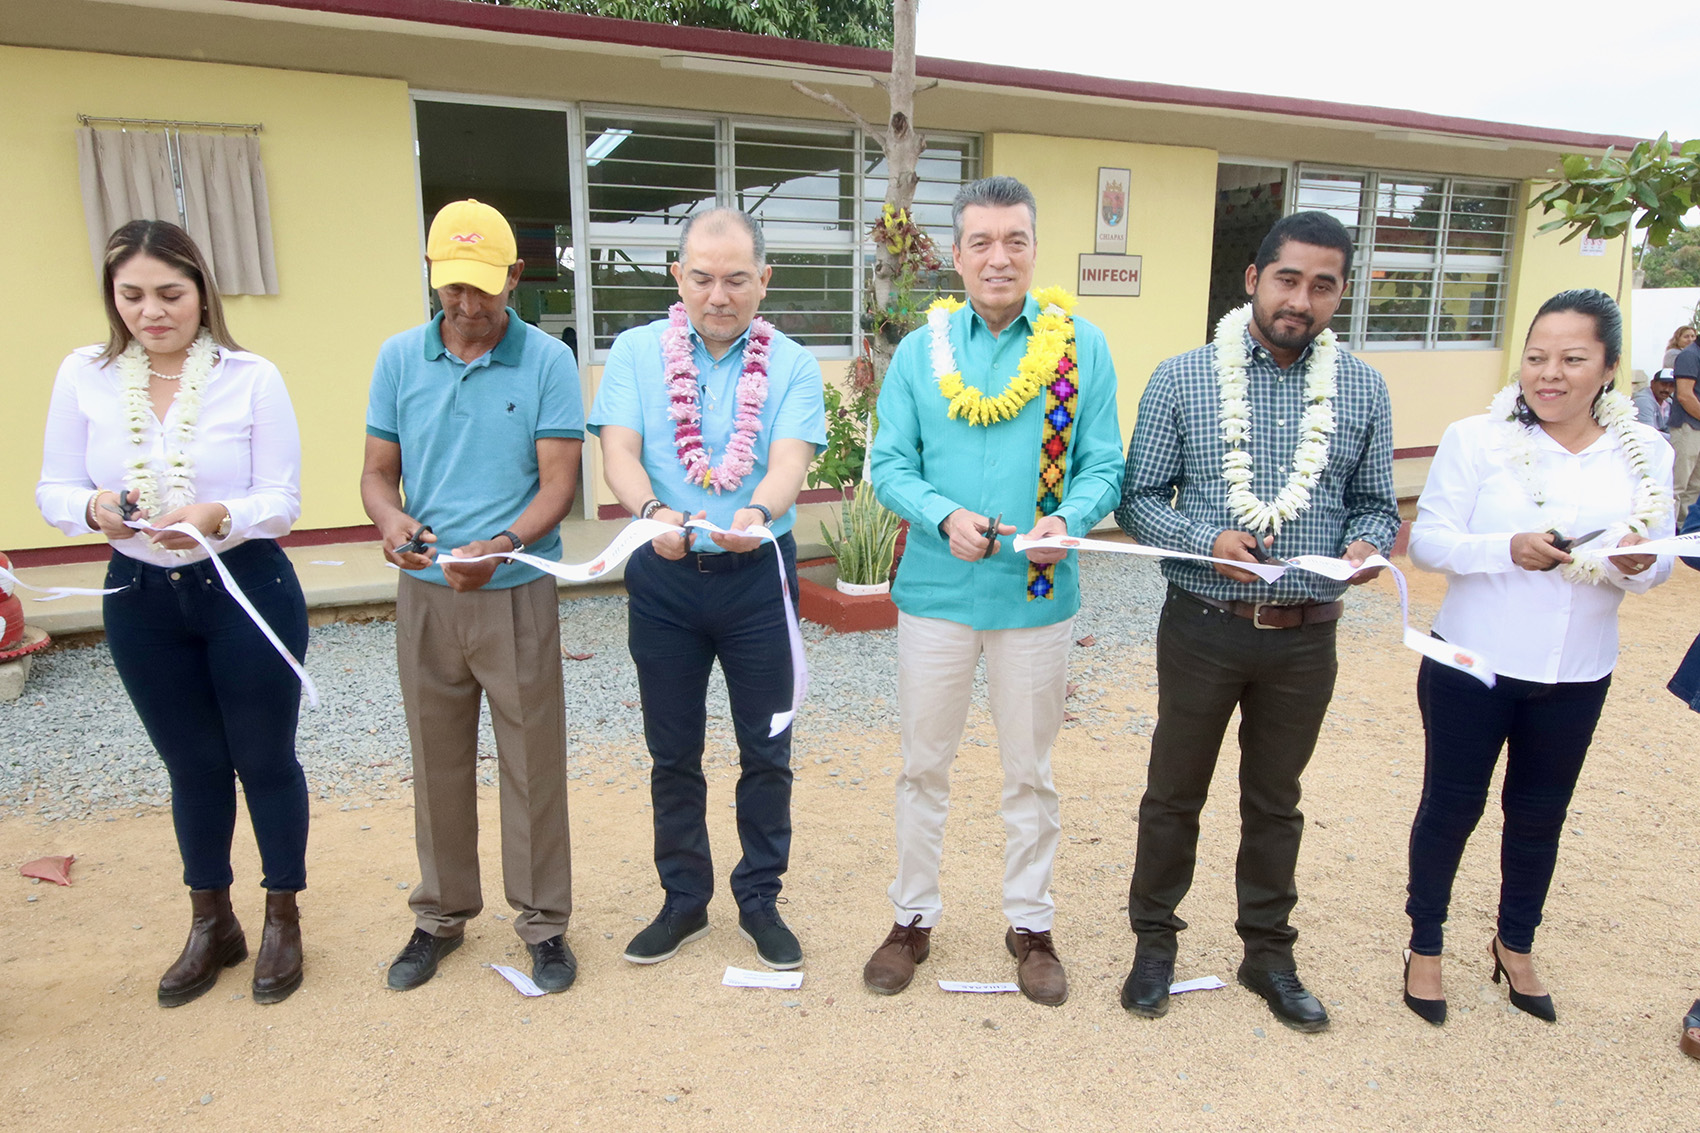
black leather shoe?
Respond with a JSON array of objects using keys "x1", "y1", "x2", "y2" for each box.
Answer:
[
  {"x1": 1237, "y1": 963, "x2": 1329, "y2": 1032},
  {"x1": 386, "y1": 928, "x2": 462, "y2": 991},
  {"x1": 1121, "y1": 953, "x2": 1174, "y2": 1018},
  {"x1": 1489, "y1": 937, "x2": 1555, "y2": 1023},
  {"x1": 738, "y1": 905, "x2": 803, "y2": 971},
  {"x1": 527, "y1": 935, "x2": 577, "y2": 993},
  {"x1": 624, "y1": 904, "x2": 710, "y2": 964},
  {"x1": 1402, "y1": 949, "x2": 1446, "y2": 1026}
]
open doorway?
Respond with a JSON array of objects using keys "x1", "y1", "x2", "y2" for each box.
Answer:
[{"x1": 1206, "y1": 163, "x2": 1287, "y2": 338}]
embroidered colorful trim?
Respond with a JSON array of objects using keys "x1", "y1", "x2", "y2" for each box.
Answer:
[{"x1": 1027, "y1": 291, "x2": 1080, "y2": 600}]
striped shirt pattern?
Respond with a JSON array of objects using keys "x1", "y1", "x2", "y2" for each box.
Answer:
[{"x1": 1117, "y1": 328, "x2": 1400, "y2": 604}]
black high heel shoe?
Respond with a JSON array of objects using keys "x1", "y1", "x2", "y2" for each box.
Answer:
[
  {"x1": 1490, "y1": 937, "x2": 1556, "y2": 1022},
  {"x1": 1402, "y1": 950, "x2": 1447, "y2": 1025}
]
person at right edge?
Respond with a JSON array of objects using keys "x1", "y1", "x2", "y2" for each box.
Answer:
[
  {"x1": 1402, "y1": 289, "x2": 1670, "y2": 1026},
  {"x1": 1117, "y1": 212, "x2": 1398, "y2": 1032}
]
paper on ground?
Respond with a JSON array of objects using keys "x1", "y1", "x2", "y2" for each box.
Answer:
[
  {"x1": 489, "y1": 963, "x2": 546, "y2": 997},
  {"x1": 309, "y1": 560, "x2": 345, "y2": 566},
  {"x1": 722, "y1": 966, "x2": 804, "y2": 989},
  {"x1": 1169, "y1": 975, "x2": 1227, "y2": 995},
  {"x1": 938, "y1": 980, "x2": 1020, "y2": 993}
]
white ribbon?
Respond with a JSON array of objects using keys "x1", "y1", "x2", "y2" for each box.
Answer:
[
  {"x1": 1597, "y1": 532, "x2": 1700, "y2": 559},
  {"x1": 1014, "y1": 534, "x2": 1495, "y2": 687},
  {"x1": 0, "y1": 563, "x2": 128, "y2": 603},
  {"x1": 433, "y1": 517, "x2": 807, "y2": 737}
]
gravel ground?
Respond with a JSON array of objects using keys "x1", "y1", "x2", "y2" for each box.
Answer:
[{"x1": 0, "y1": 556, "x2": 1407, "y2": 820}]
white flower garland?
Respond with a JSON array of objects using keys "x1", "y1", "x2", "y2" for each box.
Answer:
[
  {"x1": 1213, "y1": 304, "x2": 1339, "y2": 534},
  {"x1": 1488, "y1": 382, "x2": 1669, "y2": 585},
  {"x1": 116, "y1": 332, "x2": 217, "y2": 556}
]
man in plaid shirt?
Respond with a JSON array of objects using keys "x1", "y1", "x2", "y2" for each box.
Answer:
[{"x1": 1117, "y1": 212, "x2": 1399, "y2": 1032}]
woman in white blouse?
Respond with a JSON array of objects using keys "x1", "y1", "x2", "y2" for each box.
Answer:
[
  {"x1": 37, "y1": 220, "x2": 310, "y2": 1007},
  {"x1": 1402, "y1": 289, "x2": 1672, "y2": 1026}
]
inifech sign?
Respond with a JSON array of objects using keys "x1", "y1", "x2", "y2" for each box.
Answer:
[{"x1": 1078, "y1": 253, "x2": 1141, "y2": 296}]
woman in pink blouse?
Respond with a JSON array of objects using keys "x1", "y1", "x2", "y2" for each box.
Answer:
[{"x1": 37, "y1": 221, "x2": 310, "y2": 1007}]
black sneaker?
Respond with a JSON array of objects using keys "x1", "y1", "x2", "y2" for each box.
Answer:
[
  {"x1": 386, "y1": 928, "x2": 462, "y2": 991},
  {"x1": 623, "y1": 905, "x2": 710, "y2": 964},
  {"x1": 527, "y1": 934, "x2": 577, "y2": 993},
  {"x1": 738, "y1": 905, "x2": 802, "y2": 970}
]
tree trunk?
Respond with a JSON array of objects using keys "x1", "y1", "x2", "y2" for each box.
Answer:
[{"x1": 867, "y1": 0, "x2": 924, "y2": 391}]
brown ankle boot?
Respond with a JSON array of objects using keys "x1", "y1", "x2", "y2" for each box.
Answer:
[
  {"x1": 252, "y1": 890, "x2": 303, "y2": 1004},
  {"x1": 158, "y1": 888, "x2": 247, "y2": 1008}
]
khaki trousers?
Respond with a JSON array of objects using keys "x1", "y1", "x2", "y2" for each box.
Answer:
[
  {"x1": 889, "y1": 611, "x2": 1074, "y2": 932},
  {"x1": 395, "y1": 573, "x2": 572, "y2": 944},
  {"x1": 1671, "y1": 424, "x2": 1700, "y2": 517}
]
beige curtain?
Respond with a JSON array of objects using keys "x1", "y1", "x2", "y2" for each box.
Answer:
[{"x1": 75, "y1": 127, "x2": 279, "y2": 295}]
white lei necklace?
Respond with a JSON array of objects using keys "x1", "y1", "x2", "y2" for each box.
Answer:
[
  {"x1": 1487, "y1": 383, "x2": 1668, "y2": 585},
  {"x1": 1213, "y1": 304, "x2": 1339, "y2": 534},
  {"x1": 117, "y1": 332, "x2": 217, "y2": 555}
]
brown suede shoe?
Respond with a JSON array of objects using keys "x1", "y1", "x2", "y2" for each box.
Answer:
[
  {"x1": 863, "y1": 915, "x2": 931, "y2": 995},
  {"x1": 158, "y1": 888, "x2": 247, "y2": 1008},
  {"x1": 252, "y1": 891, "x2": 304, "y2": 1004},
  {"x1": 1005, "y1": 926, "x2": 1068, "y2": 1006}
]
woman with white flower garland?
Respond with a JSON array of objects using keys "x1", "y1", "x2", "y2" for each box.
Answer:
[
  {"x1": 1403, "y1": 289, "x2": 1672, "y2": 1027},
  {"x1": 36, "y1": 220, "x2": 310, "y2": 1007}
]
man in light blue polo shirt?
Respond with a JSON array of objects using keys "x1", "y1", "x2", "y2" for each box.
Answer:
[
  {"x1": 361, "y1": 199, "x2": 583, "y2": 995},
  {"x1": 590, "y1": 207, "x2": 825, "y2": 971},
  {"x1": 863, "y1": 177, "x2": 1123, "y2": 1006}
]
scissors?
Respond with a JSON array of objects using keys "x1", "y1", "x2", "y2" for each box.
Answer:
[
  {"x1": 980, "y1": 513, "x2": 1002, "y2": 560},
  {"x1": 391, "y1": 524, "x2": 434, "y2": 556},
  {"x1": 1542, "y1": 527, "x2": 1607, "y2": 570},
  {"x1": 1244, "y1": 535, "x2": 1288, "y2": 567},
  {"x1": 100, "y1": 493, "x2": 142, "y2": 522}
]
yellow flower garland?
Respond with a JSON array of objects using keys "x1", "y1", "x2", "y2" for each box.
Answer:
[{"x1": 931, "y1": 287, "x2": 1077, "y2": 426}]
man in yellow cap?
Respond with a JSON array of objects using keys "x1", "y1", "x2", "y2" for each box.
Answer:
[{"x1": 361, "y1": 199, "x2": 585, "y2": 993}]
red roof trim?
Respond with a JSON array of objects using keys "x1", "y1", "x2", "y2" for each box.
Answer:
[{"x1": 229, "y1": 0, "x2": 1644, "y2": 151}]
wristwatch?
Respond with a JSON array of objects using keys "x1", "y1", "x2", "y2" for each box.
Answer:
[
  {"x1": 640, "y1": 498, "x2": 667, "y2": 520},
  {"x1": 214, "y1": 509, "x2": 233, "y2": 540},
  {"x1": 495, "y1": 529, "x2": 523, "y2": 552}
]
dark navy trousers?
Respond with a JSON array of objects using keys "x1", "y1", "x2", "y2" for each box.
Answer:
[
  {"x1": 103, "y1": 540, "x2": 311, "y2": 892},
  {"x1": 1406, "y1": 656, "x2": 1610, "y2": 955},
  {"x1": 625, "y1": 534, "x2": 797, "y2": 915}
]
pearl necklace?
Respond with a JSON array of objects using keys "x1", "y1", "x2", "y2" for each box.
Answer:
[
  {"x1": 1488, "y1": 382, "x2": 1669, "y2": 585},
  {"x1": 1213, "y1": 304, "x2": 1339, "y2": 534}
]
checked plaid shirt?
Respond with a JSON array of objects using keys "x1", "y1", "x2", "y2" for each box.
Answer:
[{"x1": 1117, "y1": 326, "x2": 1399, "y2": 604}]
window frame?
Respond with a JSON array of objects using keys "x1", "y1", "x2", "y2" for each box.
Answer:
[{"x1": 1292, "y1": 163, "x2": 1518, "y2": 352}]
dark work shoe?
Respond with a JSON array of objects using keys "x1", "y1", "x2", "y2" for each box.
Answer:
[
  {"x1": 386, "y1": 928, "x2": 462, "y2": 991},
  {"x1": 1005, "y1": 927, "x2": 1068, "y2": 1006},
  {"x1": 527, "y1": 935, "x2": 577, "y2": 993},
  {"x1": 738, "y1": 906, "x2": 803, "y2": 970},
  {"x1": 1121, "y1": 953, "x2": 1175, "y2": 1018},
  {"x1": 1237, "y1": 963, "x2": 1329, "y2": 1032},
  {"x1": 624, "y1": 905, "x2": 710, "y2": 964},
  {"x1": 863, "y1": 915, "x2": 932, "y2": 995}
]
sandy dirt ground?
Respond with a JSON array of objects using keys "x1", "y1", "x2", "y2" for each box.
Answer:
[{"x1": 2, "y1": 561, "x2": 1698, "y2": 1132}]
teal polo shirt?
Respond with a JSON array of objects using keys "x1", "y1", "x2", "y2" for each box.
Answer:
[
  {"x1": 870, "y1": 294, "x2": 1124, "y2": 629},
  {"x1": 588, "y1": 316, "x2": 826, "y2": 553},
  {"x1": 366, "y1": 309, "x2": 585, "y2": 588}
]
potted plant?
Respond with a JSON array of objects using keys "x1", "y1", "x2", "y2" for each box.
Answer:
[{"x1": 822, "y1": 485, "x2": 903, "y2": 595}]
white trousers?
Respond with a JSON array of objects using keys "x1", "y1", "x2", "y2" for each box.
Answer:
[{"x1": 888, "y1": 611, "x2": 1074, "y2": 931}]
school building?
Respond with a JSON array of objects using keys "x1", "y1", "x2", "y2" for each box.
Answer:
[{"x1": 1, "y1": 0, "x2": 1641, "y2": 558}]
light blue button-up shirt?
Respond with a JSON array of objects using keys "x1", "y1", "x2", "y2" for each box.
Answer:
[
  {"x1": 589, "y1": 316, "x2": 826, "y2": 552},
  {"x1": 871, "y1": 294, "x2": 1124, "y2": 629}
]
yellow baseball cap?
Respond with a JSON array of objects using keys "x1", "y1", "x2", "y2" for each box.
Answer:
[{"x1": 426, "y1": 199, "x2": 517, "y2": 294}]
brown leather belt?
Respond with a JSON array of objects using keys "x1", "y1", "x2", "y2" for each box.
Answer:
[{"x1": 1180, "y1": 588, "x2": 1344, "y2": 630}]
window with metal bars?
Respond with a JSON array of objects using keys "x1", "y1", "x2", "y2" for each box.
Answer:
[{"x1": 1293, "y1": 166, "x2": 1517, "y2": 350}]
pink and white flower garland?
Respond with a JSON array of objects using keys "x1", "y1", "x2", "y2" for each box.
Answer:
[{"x1": 663, "y1": 303, "x2": 772, "y2": 493}]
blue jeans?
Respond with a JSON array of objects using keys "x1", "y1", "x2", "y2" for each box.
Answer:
[
  {"x1": 103, "y1": 540, "x2": 310, "y2": 892},
  {"x1": 625, "y1": 534, "x2": 797, "y2": 915},
  {"x1": 1406, "y1": 656, "x2": 1610, "y2": 955}
]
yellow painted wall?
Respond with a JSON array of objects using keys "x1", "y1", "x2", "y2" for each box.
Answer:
[
  {"x1": 1504, "y1": 181, "x2": 1636, "y2": 390},
  {"x1": 1368, "y1": 350, "x2": 1510, "y2": 449},
  {"x1": 0, "y1": 46, "x2": 423, "y2": 552},
  {"x1": 986, "y1": 134, "x2": 1219, "y2": 437}
]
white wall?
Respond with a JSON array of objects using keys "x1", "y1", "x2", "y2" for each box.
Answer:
[{"x1": 1631, "y1": 287, "x2": 1700, "y2": 379}]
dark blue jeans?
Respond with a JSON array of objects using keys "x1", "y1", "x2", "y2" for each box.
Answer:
[
  {"x1": 1406, "y1": 656, "x2": 1610, "y2": 955},
  {"x1": 625, "y1": 534, "x2": 797, "y2": 915},
  {"x1": 103, "y1": 540, "x2": 311, "y2": 892}
]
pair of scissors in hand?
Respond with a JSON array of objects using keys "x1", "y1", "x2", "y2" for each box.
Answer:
[
  {"x1": 391, "y1": 524, "x2": 434, "y2": 556},
  {"x1": 980, "y1": 513, "x2": 1002, "y2": 560},
  {"x1": 1542, "y1": 527, "x2": 1607, "y2": 570},
  {"x1": 1244, "y1": 535, "x2": 1288, "y2": 567}
]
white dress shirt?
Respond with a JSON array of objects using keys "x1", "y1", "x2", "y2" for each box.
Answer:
[
  {"x1": 1410, "y1": 413, "x2": 1674, "y2": 683},
  {"x1": 37, "y1": 345, "x2": 302, "y2": 568}
]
